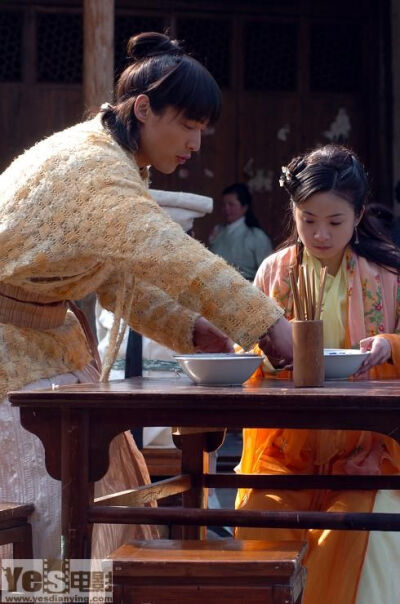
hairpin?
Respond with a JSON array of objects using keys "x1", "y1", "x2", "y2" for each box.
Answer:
[{"x1": 279, "y1": 165, "x2": 291, "y2": 187}]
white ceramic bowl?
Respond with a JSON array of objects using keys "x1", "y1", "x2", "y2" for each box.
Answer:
[
  {"x1": 174, "y1": 353, "x2": 262, "y2": 386},
  {"x1": 324, "y1": 348, "x2": 370, "y2": 379}
]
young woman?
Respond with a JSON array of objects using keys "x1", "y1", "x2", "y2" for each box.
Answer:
[
  {"x1": 209, "y1": 182, "x2": 273, "y2": 280},
  {"x1": 0, "y1": 32, "x2": 293, "y2": 560},
  {"x1": 235, "y1": 144, "x2": 400, "y2": 604}
]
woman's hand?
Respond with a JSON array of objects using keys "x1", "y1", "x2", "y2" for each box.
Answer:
[
  {"x1": 258, "y1": 317, "x2": 293, "y2": 367},
  {"x1": 193, "y1": 316, "x2": 234, "y2": 353},
  {"x1": 355, "y1": 336, "x2": 392, "y2": 375}
]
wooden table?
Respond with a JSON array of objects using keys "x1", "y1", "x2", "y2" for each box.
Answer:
[{"x1": 9, "y1": 376, "x2": 400, "y2": 559}]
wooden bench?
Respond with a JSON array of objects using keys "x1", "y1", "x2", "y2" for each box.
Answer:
[
  {"x1": 142, "y1": 431, "x2": 242, "y2": 478},
  {"x1": 142, "y1": 446, "x2": 182, "y2": 478},
  {"x1": 106, "y1": 538, "x2": 307, "y2": 603},
  {"x1": 0, "y1": 502, "x2": 34, "y2": 558}
]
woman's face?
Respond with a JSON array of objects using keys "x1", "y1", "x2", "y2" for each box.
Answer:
[
  {"x1": 294, "y1": 191, "x2": 358, "y2": 273},
  {"x1": 221, "y1": 193, "x2": 248, "y2": 224},
  {"x1": 135, "y1": 103, "x2": 207, "y2": 174}
]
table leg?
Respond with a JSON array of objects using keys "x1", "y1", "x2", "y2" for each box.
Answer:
[
  {"x1": 180, "y1": 433, "x2": 210, "y2": 539},
  {"x1": 61, "y1": 408, "x2": 92, "y2": 559}
]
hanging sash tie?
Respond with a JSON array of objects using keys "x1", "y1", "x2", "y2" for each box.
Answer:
[{"x1": 0, "y1": 282, "x2": 102, "y2": 374}]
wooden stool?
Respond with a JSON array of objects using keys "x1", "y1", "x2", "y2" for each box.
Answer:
[
  {"x1": 106, "y1": 538, "x2": 307, "y2": 603},
  {"x1": 0, "y1": 502, "x2": 34, "y2": 558}
]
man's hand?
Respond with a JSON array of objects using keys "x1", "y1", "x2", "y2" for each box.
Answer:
[
  {"x1": 193, "y1": 316, "x2": 234, "y2": 353},
  {"x1": 258, "y1": 317, "x2": 293, "y2": 367}
]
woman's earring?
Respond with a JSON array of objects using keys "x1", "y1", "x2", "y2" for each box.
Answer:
[
  {"x1": 297, "y1": 236, "x2": 301, "y2": 244},
  {"x1": 354, "y1": 226, "x2": 359, "y2": 245}
]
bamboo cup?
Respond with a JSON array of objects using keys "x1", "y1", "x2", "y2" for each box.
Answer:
[{"x1": 292, "y1": 319, "x2": 324, "y2": 387}]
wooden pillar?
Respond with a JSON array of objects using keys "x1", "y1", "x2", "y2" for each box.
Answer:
[
  {"x1": 83, "y1": 0, "x2": 115, "y2": 113},
  {"x1": 81, "y1": 1, "x2": 115, "y2": 337},
  {"x1": 392, "y1": 1, "x2": 400, "y2": 216}
]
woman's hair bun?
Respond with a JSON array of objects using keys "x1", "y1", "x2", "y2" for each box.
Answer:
[
  {"x1": 287, "y1": 155, "x2": 307, "y2": 176},
  {"x1": 126, "y1": 31, "x2": 183, "y2": 61}
]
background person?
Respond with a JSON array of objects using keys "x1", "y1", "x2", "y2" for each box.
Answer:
[
  {"x1": 209, "y1": 182, "x2": 273, "y2": 280},
  {"x1": 235, "y1": 144, "x2": 400, "y2": 604}
]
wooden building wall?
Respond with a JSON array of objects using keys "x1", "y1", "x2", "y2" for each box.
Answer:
[{"x1": 0, "y1": 0, "x2": 392, "y2": 246}]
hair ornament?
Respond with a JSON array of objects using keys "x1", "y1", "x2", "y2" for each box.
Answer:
[{"x1": 279, "y1": 165, "x2": 291, "y2": 187}]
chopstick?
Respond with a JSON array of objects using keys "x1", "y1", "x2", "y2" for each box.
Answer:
[
  {"x1": 289, "y1": 265, "x2": 327, "y2": 321},
  {"x1": 298, "y1": 267, "x2": 307, "y2": 319},
  {"x1": 289, "y1": 270, "x2": 303, "y2": 320},
  {"x1": 305, "y1": 266, "x2": 313, "y2": 320},
  {"x1": 315, "y1": 266, "x2": 327, "y2": 320},
  {"x1": 311, "y1": 268, "x2": 316, "y2": 320}
]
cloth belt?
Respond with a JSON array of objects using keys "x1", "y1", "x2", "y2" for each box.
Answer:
[{"x1": 0, "y1": 282, "x2": 102, "y2": 373}]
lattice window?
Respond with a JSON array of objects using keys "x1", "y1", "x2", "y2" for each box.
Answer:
[
  {"x1": 310, "y1": 22, "x2": 362, "y2": 93},
  {"x1": 37, "y1": 12, "x2": 83, "y2": 83},
  {"x1": 114, "y1": 15, "x2": 166, "y2": 79},
  {"x1": 0, "y1": 10, "x2": 23, "y2": 82},
  {"x1": 176, "y1": 18, "x2": 231, "y2": 87},
  {"x1": 244, "y1": 21, "x2": 298, "y2": 91}
]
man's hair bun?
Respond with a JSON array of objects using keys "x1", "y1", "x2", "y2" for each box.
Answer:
[{"x1": 126, "y1": 31, "x2": 183, "y2": 61}]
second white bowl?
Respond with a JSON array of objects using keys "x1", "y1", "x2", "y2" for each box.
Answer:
[{"x1": 324, "y1": 348, "x2": 370, "y2": 379}]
